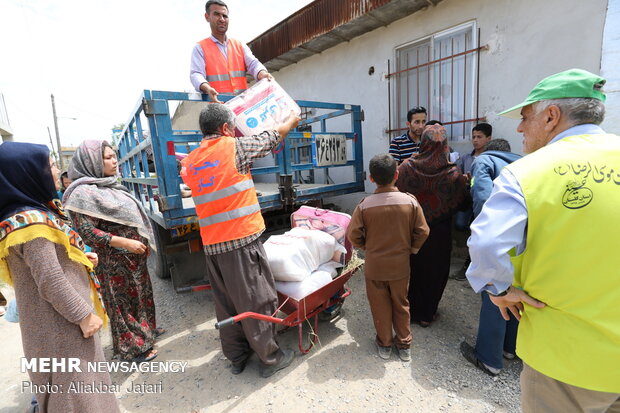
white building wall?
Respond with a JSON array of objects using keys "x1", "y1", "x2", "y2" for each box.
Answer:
[
  {"x1": 272, "y1": 0, "x2": 607, "y2": 210},
  {"x1": 601, "y1": 0, "x2": 620, "y2": 134}
]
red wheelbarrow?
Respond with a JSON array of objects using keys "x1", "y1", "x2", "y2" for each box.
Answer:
[
  {"x1": 214, "y1": 206, "x2": 362, "y2": 353},
  {"x1": 215, "y1": 263, "x2": 360, "y2": 353}
]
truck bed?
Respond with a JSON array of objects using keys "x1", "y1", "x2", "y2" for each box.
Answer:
[{"x1": 179, "y1": 182, "x2": 333, "y2": 209}]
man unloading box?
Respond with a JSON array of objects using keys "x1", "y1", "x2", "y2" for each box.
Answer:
[
  {"x1": 189, "y1": 0, "x2": 273, "y2": 102},
  {"x1": 181, "y1": 103, "x2": 299, "y2": 377}
]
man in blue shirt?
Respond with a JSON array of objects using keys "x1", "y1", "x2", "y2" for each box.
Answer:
[
  {"x1": 460, "y1": 138, "x2": 521, "y2": 376},
  {"x1": 451, "y1": 123, "x2": 494, "y2": 281}
]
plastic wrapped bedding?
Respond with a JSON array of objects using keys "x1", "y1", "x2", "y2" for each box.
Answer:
[
  {"x1": 263, "y1": 227, "x2": 346, "y2": 282},
  {"x1": 275, "y1": 262, "x2": 342, "y2": 300}
]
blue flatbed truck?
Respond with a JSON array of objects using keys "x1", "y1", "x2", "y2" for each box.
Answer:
[{"x1": 116, "y1": 90, "x2": 365, "y2": 293}]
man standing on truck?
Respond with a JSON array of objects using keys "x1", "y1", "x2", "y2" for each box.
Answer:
[
  {"x1": 190, "y1": 0, "x2": 273, "y2": 103},
  {"x1": 181, "y1": 103, "x2": 300, "y2": 378}
]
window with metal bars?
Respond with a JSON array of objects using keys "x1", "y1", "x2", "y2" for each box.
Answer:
[{"x1": 390, "y1": 22, "x2": 483, "y2": 141}]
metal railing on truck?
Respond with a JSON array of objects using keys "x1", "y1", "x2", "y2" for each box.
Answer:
[{"x1": 116, "y1": 89, "x2": 364, "y2": 292}]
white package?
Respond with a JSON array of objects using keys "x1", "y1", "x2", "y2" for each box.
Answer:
[
  {"x1": 225, "y1": 78, "x2": 301, "y2": 136},
  {"x1": 275, "y1": 270, "x2": 333, "y2": 300},
  {"x1": 316, "y1": 261, "x2": 342, "y2": 279},
  {"x1": 263, "y1": 227, "x2": 346, "y2": 282}
]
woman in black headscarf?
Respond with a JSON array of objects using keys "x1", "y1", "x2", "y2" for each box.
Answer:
[
  {"x1": 396, "y1": 125, "x2": 471, "y2": 327},
  {"x1": 0, "y1": 142, "x2": 120, "y2": 413}
]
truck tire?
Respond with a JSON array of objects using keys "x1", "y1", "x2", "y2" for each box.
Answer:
[{"x1": 150, "y1": 219, "x2": 171, "y2": 279}]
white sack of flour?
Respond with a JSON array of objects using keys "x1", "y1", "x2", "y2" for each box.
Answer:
[
  {"x1": 275, "y1": 269, "x2": 333, "y2": 300},
  {"x1": 264, "y1": 227, "x2": 345, "y2": 282}
]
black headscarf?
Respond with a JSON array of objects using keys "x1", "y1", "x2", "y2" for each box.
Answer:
[{"x1": 0, "y1": 142, "x2": 59, "y2": 221}]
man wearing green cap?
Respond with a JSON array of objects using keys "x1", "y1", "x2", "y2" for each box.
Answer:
[{"x1": 464, "y1": 69, "x2": 620, "y2": 411}]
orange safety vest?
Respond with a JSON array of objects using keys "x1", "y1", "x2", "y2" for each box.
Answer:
[
  {"x1": 180, "y1": 136, "x2": 264, "y2": 245},
  {"x1": 199, "y1": 37, "x2": 248, "y2": 94}
]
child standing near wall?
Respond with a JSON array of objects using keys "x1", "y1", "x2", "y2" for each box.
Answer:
[{"x1": 347, "y1": 154, "x2": 429, "y2": 361}]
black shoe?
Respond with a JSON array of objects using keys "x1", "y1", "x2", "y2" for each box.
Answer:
[
  {"x1": 259, "y1": 349, "x2": 295, "y2": 378},
  {"x1": 450, "y1": 261, "x2": 469, "y2": 281},
  {"x1": 460, "y1": 341, "x2": 500, "y2": 376},
  {"x1": 231, "y1": 358, "x2": 248, "y2": 375},
  {"x1": 231, "y1": 350, "x2": 253, "y2": 375}
]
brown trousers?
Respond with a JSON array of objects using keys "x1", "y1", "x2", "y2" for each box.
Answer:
[
  {"x1": 365, "y1": 277, "x2": 412, "y2": 348},
  {"x1": 204, "y1": 239, "x2": 282, "y2": 366},
  {"x1": 521, "y1": 363, "x2": 620, "y2": 413}
]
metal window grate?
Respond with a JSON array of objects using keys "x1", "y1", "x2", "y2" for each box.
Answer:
[{"x1": 387, "y1": 26, "x2": 487, "y2": 141}]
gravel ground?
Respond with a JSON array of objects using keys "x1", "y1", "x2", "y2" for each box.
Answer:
[{"x1": 1, "y1": 245, "x2": 522, "y2": 413}]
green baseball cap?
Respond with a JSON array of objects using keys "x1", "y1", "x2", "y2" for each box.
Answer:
[{"x1": 498, "y1": 68, "x2": 606, "y2": 118}]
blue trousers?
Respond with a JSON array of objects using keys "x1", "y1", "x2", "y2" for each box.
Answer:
[
  {"x1": 475, "y1": 292, "x2": 519, "y2": 369},
  {"x1": 454, "y1": 209, "x2": 473, "y2": 231}
]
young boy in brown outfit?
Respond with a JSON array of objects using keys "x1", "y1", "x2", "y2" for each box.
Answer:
[{"x1": 347, "y1": 154, "x2": 429, "y2": 361}]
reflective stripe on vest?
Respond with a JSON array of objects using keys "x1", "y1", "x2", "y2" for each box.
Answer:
[
  {"x1": 180, "y1": 135, "x2": 264, "y2": 245},
  {"x1": 199, "y1": 204, "x2": 260, "y2": 227},
  {"x1": 199, "y1": 38, "x2": 248, "y2": 94},
  {"x1": 193, "y1": 180, "x2": 255, "y2": 205},
  {"x1": 206, "y1": 74, "x2": 231, "y2": 82},
  {"x1": 505, "y1": 133, "x2": 620, "y2": 393}
]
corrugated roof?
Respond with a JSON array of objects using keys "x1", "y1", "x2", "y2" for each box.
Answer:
[{"x1": 248, "y1": 0, "x2": 442, "y2": 72}]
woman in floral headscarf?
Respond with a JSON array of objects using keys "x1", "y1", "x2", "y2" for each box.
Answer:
[
  {"x1": 0, "y1": 142, "x2": 120, "y2": 413},
  {"x1": 396, "y1": 125, "x2": 471, "y2": 327},
  {"x1": 64, "y1": 140, "x2": 163, "y2": 362}
]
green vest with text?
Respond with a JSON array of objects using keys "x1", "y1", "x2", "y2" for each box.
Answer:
[{"x1": 505, "y1": 133, "x2": 620, "y2": 393}]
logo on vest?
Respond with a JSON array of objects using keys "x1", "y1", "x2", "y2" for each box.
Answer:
[
  {"x1": 189, "y1": 160, "x2": 220, "y2": 176},
  {"x1": 562, "y1": 180, "x2": 593, "y2": 209},
  {"x1": 198, "y1": 176, "x2": 215, "y2": 192}
]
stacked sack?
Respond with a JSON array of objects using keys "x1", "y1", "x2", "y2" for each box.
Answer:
[{"x1": 263, "y1": 227, "x2": 346, "y2": 300}]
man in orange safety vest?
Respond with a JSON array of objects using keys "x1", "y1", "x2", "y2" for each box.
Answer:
[
  {"x1": 181, "y1": 103, "x2": 299, "y2": 378},
  {"x1": 189, "y1": 0, "x2": 273, "y2": 103}
]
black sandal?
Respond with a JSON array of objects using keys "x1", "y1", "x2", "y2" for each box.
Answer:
[
  {"x1": 131, "y1": 349, "x2": 158, "y2": 363},
  {"x1": 153, "y1": 327, "x2": 166, "y2": 337}
]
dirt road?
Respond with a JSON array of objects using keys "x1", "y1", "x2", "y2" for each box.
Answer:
[{"x1": 1, "y1": 254, "x2": 521, "y2": 413}]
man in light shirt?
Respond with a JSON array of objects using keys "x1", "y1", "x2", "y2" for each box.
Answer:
[
  {"x1": 465, "y1": 69, "x2": 620, "y2": 411},
  {"x1": 189, "y1": 0, "x2": 272, "y2": 102}
]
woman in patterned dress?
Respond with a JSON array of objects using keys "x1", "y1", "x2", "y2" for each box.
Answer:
[{"x1": 63, "y1": 139, "x2": 164, "y2": 362}]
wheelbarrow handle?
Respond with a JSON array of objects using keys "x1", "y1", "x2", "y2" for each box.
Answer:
[
  {"x1": 215, "y1": 317, "x2": 236, "y2": 329},
  {"x1": 215, "y1": 312, "x2": 285, "y2": 330}
]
